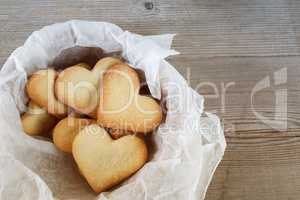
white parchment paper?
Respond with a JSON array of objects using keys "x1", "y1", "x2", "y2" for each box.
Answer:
[{"x1": 0, "y1": 20, "x2": 226, "y2": 200}]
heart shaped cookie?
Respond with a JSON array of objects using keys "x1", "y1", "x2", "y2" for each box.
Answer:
[
  {"x1": 53, "y1": 117, "x2": 95, "y2": 153},
  {"x1": 72, "y1": 124, "x2": 148, "y2": 193},
  {"x1": 21, "y1": 101, "x2": 58, "y2": 136},
  {"x1": 55, "y1": 57, "x2": 122, "y2": 117},
  {"x1": 26, "y1": 69, "x2": 68, "y2": 118},
  {"x1": 97, "y1": 64, "x2": 163, "y2": 133}
]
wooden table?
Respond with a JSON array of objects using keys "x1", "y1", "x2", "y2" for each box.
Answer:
[{"x1": 1, "y1": 0, "x2": 299, "y2": 199}]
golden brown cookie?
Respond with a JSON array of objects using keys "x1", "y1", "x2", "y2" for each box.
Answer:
[
  {"x1": 97, "y1": 64, "x2": 163, "y2": 133},
  {"x1": 76, "y1": 62, "x2": 92, "y2": 70},
  {"x1": 55, "y1": 57, "x2": 122, "y2": 118},
  {"x1": 26, "y1": 69, "x2": 68, "y2": 118},
  {"x1": 53, "y1": 117, "x2": 95, "y2": 153},
  {"x1": 21, "y1": 101, "x2": 58, "y2": 136},
  {"x1": 72, "y1": 124, "x2": 148, "y2": 193}
]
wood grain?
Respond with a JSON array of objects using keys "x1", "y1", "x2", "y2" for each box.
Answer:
[{"x1": 0, "y1": 0, "x2": 300, "y2": 199}]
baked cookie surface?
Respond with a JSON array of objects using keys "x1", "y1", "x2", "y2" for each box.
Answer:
[
  {"x1": 55, "y1": 57, "x2": 122, "y2": 117},
  {"x1": 21, "y1": 101, "x2": 58, "y2": 136},
  {"x1": 72, "y1": 124, "x2": 148, "y2": 193},
  {"x1": 53, "y1": 117, "x2": 95, "y2": 153},
  {"x1": 26, "y1": 69, "x2": 68, "y2": 118},
  {"x1": 97, "y1": 63, "x2": 163, "y2": 133}
]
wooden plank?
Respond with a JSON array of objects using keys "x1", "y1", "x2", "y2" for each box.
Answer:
[
  {"x1": 206, "y1": 137, "x2": 300, "y2": 200},
  {"x1": 177, "y1": 56, "x2": 300, "y2": 199},
  {"x1": 1, "y1": 0, "x2": 300, "y2": 64},
  {"x1": 173, "y1": 56, "x2": 300, "y2": 135},
  {"x1": 0, "y1": 0, "x2": 299, "y2": 200}
]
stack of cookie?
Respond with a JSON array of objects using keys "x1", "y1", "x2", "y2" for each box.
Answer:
[{"x1": 21, "y1": 57, "x2": 163, "y2": 193}]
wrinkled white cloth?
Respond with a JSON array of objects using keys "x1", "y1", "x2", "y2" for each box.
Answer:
[{"x1": 0, "y1": 20, "x2": 226, "y2": 200}]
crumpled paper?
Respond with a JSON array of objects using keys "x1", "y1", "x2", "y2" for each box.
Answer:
[{"x1": 0, "y1": 20, "x2": 226, "y2": 200}]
